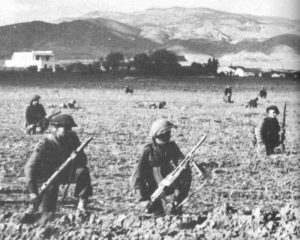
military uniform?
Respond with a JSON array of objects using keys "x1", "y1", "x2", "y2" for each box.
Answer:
[
  {"x1": 25, "y1": 95, "x2": 48, "y2": 134},
  {"x1": 131, "y1": 119, "x2": 192, "y2": 215},
  {"x1": 259, "y1": 88, "x2": 267, "y2": 98},
  {"x1": 224, "y1": 86, "x2": 232, "y2": 103},
  {"x1": 24, "y1": 115, "x2": 92, "y2": 212},
  {"x1": 255, "y1": 106, "x2": 282, "y2": 155}
]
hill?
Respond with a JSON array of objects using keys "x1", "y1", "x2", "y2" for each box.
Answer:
[{"x1": 0, "y1": 19, "x2": 158, "y2": 59}]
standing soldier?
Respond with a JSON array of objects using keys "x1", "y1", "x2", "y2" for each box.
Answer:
[
  {"x1": 24, "y1": 114, "x2": 93, "y2": 221},
  {"x1": 25, "y1": 95, "x2": 47, "y2": 134},
  {"x1": 223, "y1": 85, "x2": 233, "y2": 103},
  {"x1": 131, "y1": 119, "x2": 192, "y2": 216},
  {"x1": 255, "y1": 106, "x2": 284, "y2": 155}
]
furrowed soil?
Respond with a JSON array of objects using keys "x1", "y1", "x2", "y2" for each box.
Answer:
[{"x1": 0, "y1": 73, "x2": 299, "y2": 239}]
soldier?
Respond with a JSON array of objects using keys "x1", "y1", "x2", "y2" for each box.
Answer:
[
  {"x1": 131, "y1": 119, "x2": 192, "y2": 216},
  {"x1": 24, "y1": 114, "x2": 93, "y2": 220},
  {"x1": 259, "y1": 87, "x2": 267, "y2": 98},
  {"x1": 62, "y1": 99, "x2": 77, "y2": 109},
  {"x1": 25, "y1": 95, "x2": 48, "y2": 134},
  {"x1": 245, "y1": 97, "x2": 259, "y2": 108},
  {"x1": 255, "y1": 106, "x2": 284, "y2": 155},
  {"x1": 125, "y1": 86, "x2": 134, "y2": 94},
  {"x1": 158, "y1": 101, "x2": 166, "y2": 109},
  {"x1": 223, "y1": 85, "x2": 233, "y2": 103}
]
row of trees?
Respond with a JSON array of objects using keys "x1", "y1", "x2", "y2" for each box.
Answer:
[
  {"x1": 102, "y1": 49, "x2": 219, "y2": 75},
  {"x1": 27, "y1": 49, "x2": 219, "y2": 75}
]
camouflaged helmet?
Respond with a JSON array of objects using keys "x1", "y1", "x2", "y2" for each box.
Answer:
[
  {"x1": 266, "y1": 105, "x2": 279, "y2": 114},
  {"x1": 50, "y1": 114, "x2": 77, "y2": 127},
  {"x1": 149, "y1": 119, "x2": 177, "y2": 137}
]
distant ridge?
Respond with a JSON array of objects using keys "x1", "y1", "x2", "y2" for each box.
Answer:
[{"x1": 0, "y1": 7, "x2": 300, "y2": 69}]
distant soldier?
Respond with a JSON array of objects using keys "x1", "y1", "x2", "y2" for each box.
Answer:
[
  {"x1": 158, "y1": 101, "x2": 166, "y2": 109},
  {"x1": 125, "y1": 86, "x2": 134, "y2": 94},
  {"x1": 255, "y1": 106, "x2": 284, "y2": 155},
  {"x1": 62, "y1": 100, "x2": 77, "y2": 109},
  {"x1": 25, "y1": 95, "x2": 48, "y2": 134},
  {"x1": 223, "y1": 85, "x2": 233, "y2": 103},
  {"x1": 245, "y1": 97, "x2": 259, "y2": 108},
  {"x1": 24, "y1": 114, "x2": 93, "y2": 221},
  {"x1": 259, "y1": 87, "x2": 267, "y2": 98},
  {"x1": 131, "y1": 119, "x2": 192, "y2": 216},
  {"x1": 149, "y1": 101, "x2": 167, "y2": 109}
]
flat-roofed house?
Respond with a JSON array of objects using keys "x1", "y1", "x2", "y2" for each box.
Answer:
[{"x1": 5, "y1": 51, "x2": 55, "y2": 71}]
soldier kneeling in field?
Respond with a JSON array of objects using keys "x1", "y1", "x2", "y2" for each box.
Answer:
[
  {"x1": 223, "y1": 85, "x2": 233, "y2": 103},
  {"x1": 25, "y1": 95, "x2": 48, "y2": 134},
  {"x1": 125, "y1": 86, "x2": 134, "y2": 94},
  {"x1": 131, "y1": 119, "x2": 191, "y2": 216},
  {"x1": 259, "y1": 87, "x2": 267, "y2": 98},
  {"x1": 255, "y1": 106, "x2": 284, "y2": 155},
  {"x1": 149, "y1": 101, "x2": 167, "y2": 109},
  {"x1": 62, "y1": 99, "x2": 77, "y2": 109},
  {"x1": 24, "y1": 114, "x2": 93, "y2": 222},
  {"x1": 245, "y1": 97, "x2": 259, "y2": 108}
]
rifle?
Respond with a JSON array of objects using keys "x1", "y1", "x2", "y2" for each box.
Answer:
[
  {"x1": 26, "y1": 111, "x2": 61, "y2": 134},
  {"x1": 33, "y1": 136, "x2": 94, "y2": 210},
  {"x1": 21, "y1": 136, "x2": 94, "y2": 224},
  {"x1": 146, "y1": 135, "x2": 207, "y2": 212},
  {"x1": 281, "y1": 103, "x2": 287, "y2": 153}
]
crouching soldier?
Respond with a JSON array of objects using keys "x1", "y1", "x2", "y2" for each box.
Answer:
[
  {"x1": 255, "y1": 106, "x2": 284, "y2": 155},
  {"x1": 24, "y1": 114, "x2": 93, "y2": 221},
  {"x1": 131, "y1": 119, "x2": 192, "y2": 216},
  {"x1": 25, "y1": 95, "x2": 48, "y2": 134},
  {"x1": 259, "y1": 87, "x2": 267, "y2": 98},
  {"x1": 245, "y1": 97, "x2": 258, "y2": 108}
]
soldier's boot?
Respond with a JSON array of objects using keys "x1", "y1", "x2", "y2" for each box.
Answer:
[
  {"x1": 76, "y1": 198, "x2": 89, "y2": 218},
  {"x1": 145, "y1": 200, "x2": 164, "y2": 217}
]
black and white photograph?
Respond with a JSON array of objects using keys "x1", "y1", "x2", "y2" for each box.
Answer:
[{"x1": 0, "y1": 0, "x2": 299, "y2": 239}]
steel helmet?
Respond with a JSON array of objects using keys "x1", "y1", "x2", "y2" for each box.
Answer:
[
  {"x1": 149, "y1": 119, "x2": 177, "y2": 137},
  {"x1": 50, "y1": 114, "x2": 77, "y2": 127}
]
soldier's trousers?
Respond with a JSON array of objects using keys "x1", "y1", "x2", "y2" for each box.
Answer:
[
  {"x1": 38, "y1": 167, "x2": 92, "y2": 212},
  {"x1": 265, "y1": 139, "x2": 281, "y2": 156}
]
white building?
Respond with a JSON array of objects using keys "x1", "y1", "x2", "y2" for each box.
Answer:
[
  {"x1": 219, "y1": 66, "x2": 263, "y2": 77},
  {"x1": 5, "y1": 51, "x2": 55, "y2": 71},
  {"x1": 217, "y1": 66, "x2": 235, "y2": 76}
]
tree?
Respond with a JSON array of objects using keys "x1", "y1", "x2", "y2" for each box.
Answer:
[
  {"x1": 149, "y1": 49, "x2": 179, "y2": 74},
  {"x1": 133, "y1": 53, "x2": 150, "y2": 73},
  {"x1": 206, "y1": 57, "x2": 219, "y2": 75},
  {"x1": 105, "y1": 52, "x2": 124, "y2": 71},
  {"x1": 191, "y1": 62, "x2": 204, "y2": 74}
]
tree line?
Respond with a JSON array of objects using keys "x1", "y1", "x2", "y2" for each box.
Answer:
[{"x1": 28, "y1": 49, "x2": 219, "y2": 76}]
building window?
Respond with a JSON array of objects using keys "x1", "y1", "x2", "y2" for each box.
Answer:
[
  {"x1": 46, "y1": 56, "x2": 49, "y2": 61},
  {"x1": 36, "y1": 56, "x2": 39, "y2": 60}
]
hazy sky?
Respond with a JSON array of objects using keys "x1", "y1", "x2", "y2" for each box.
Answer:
[{"x1": 1, "y1": 0, "x2": 299, "y2": 26}]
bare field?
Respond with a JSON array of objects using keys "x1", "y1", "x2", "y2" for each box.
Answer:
[{"x1": 0, "y1": 74, "x2": 299, "y2": 239}]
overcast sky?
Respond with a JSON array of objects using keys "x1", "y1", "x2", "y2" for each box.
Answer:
[{"x1": 1, "y1": 0, "x2": 299, "y2": 26}]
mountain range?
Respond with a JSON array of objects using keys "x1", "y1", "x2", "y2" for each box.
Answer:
[{"x1": 1, "y1": 7, "x2": 300, "y2": 70}]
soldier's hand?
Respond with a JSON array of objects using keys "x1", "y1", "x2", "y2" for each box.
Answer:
[
  {"x1": 256, "y1": 144, "x2": 266, "y2": 155},
  {"x1": 139, "y1": 200, "x2": 150, "y2": 209},
  {"x1": 29, "y1": 193, "x2": 40, "y2": 204}
]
